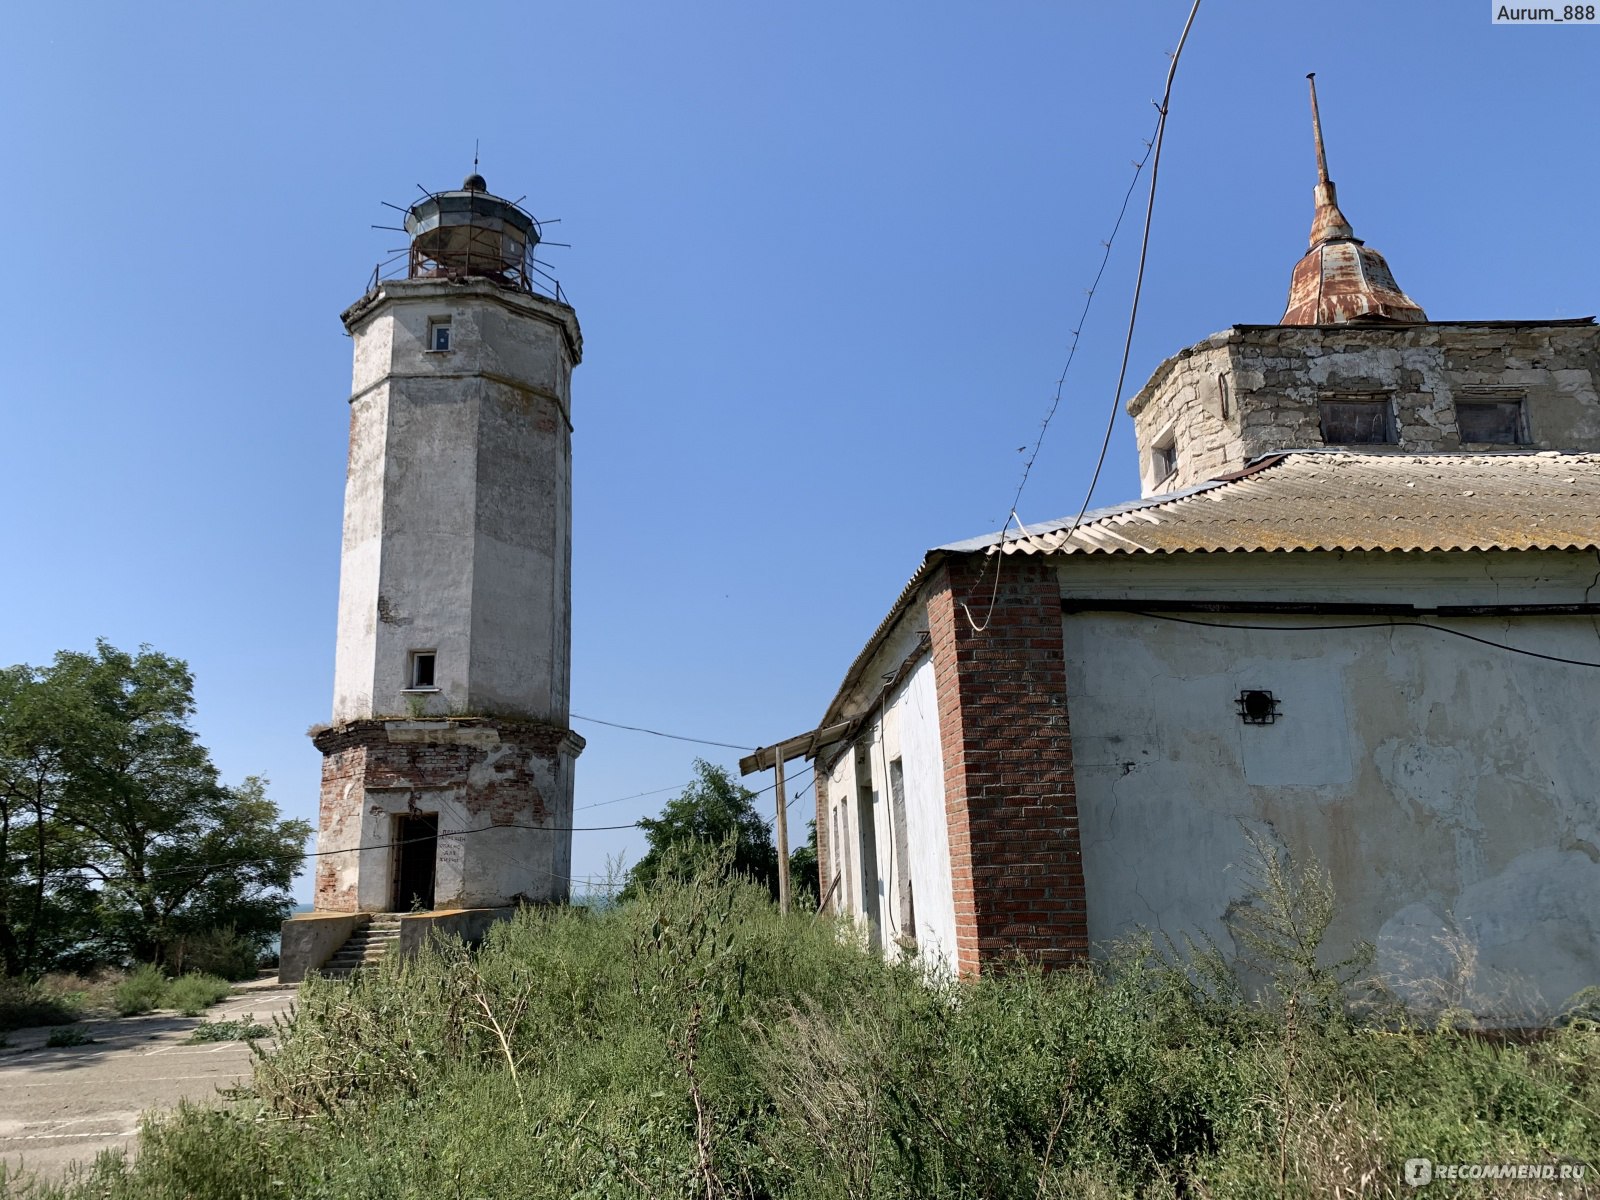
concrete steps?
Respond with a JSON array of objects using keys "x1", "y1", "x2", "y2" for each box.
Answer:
[{"x1": 315, "y1": 914, "x2": 403, "y2": 979}]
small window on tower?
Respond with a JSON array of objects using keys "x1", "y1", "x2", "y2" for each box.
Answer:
[
  {"x1": 407, "y1": 651, "x2": 437, "y2": 691},
  {"x1": 1153, "y1": 437, "x2": 1178, "y2": 482},
  {"x1": 427, "y1": 320, "x2": 452, "y2": 353}
]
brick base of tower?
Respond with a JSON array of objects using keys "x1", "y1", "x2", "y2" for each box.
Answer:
[{"x1": 308, "y1": 717, "x2": 584, "y2": 913}]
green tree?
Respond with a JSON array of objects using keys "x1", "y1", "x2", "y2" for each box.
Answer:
[
  {"x1": 0, "y1": 642, "x2": 310, "y2": 973},
  {"x1": 625, "y1": 759, "x2": 779, "y2": 899}
]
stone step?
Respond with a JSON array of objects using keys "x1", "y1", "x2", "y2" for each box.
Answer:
[{"x1": 315, "y1": 915, "x2": 409, "y2": 980}]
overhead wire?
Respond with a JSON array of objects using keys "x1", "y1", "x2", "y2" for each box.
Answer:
[
  {"x1": 961, "y1": 0, "x2": 1203, "y2": 632},
  {"x1": 570, "y1": 712, "x2": 754, "y2": 751},
  {"x1": 961, "y1": 119, "x2": 1162, "y2": 632},
  {"x1": 1062, "y1": 0, "x2": 1203, "y2": 543},
  {"x1": 99, "y1": 748, "x2": 810, "y2": 889},
  {"x1": 1126, "y1": 609, "x2": 1600, "y2": 669}
]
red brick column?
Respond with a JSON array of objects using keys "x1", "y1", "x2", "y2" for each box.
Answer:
[
  {"x1": 926, "y1": 553, "x2": 1086, "y2": 976},
  {"x1": 813, "y1": 771, "x2": 832, "y2": 914}
]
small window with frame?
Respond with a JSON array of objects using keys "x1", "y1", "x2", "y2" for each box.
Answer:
[
  {"x1": 407, "y1": 651, "x2": 438, "y2": 691},
  {"x1": 1153, "y1": 437, "x2": 1178, "y2": 482},
  {"x1": 427, "y1": 319, "x2": 452, "y2": 353},
  {"x1": 1456, "y1": 396, "x2": 1526, "y2": 445},
  {"x1": 1319, "y1": 396, "x2": 1394, "y2": 445}
]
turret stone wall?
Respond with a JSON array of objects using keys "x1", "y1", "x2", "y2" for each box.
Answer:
[{"x1": 1128, "y1": 320, "x2": 1600, "y2": 495}]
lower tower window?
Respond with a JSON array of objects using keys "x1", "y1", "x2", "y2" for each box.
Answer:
[{"x1": 407, "y1": 651, "x2": 437, "y2": 690}]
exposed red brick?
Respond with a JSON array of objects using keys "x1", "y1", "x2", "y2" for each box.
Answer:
[
  {"x1": 311, "y1": 717, "x2": 581, "y2": 912},
  {"x1": 815, "y1": 771, "x2": 833, "y2": 914},
  {"x1": 926, "y1": 554, "x2": 1087, "y2": 977}
]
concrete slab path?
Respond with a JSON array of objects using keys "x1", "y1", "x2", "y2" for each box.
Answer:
[{"x1": 0, "y1": 978, "x2": 298, "y2": 1184}]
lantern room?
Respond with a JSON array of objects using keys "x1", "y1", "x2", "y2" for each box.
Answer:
[{"x1": 404, "y1": 174, "x2": 540, "y2": 291}]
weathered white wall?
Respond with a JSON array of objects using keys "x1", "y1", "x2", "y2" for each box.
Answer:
[
  {"x1": 1059, "y1": 549, "x2": 1600, "y2": 1020},
  {"x1": 333, "y1": 279, "x2": 579, "y2": 724},
  {"x1": 313, "y1": 721, "x2": 580, "y2": 912},
  {"x1": 820, "y1": 652, "x2": 957, "y2": 972},
  {"x1": 893, "y1": 657, "x2": 958, "y2": 972}
]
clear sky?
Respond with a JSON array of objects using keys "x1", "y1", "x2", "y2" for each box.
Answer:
[{"x1": 4, "y1": 2, "x2": 1595, "y2": 901}]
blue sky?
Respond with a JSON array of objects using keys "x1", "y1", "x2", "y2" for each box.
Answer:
[{"x1": 4, "y1": 2, "x2": 1595, "y2": 901}]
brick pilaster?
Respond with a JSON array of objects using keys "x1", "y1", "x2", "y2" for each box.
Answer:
[
  {"x1": 813, "y1": 771, "x2": 832, "y2": 914},
  {"x1": 926, "y1": 553, "x2": 1086, "y2": 975}
]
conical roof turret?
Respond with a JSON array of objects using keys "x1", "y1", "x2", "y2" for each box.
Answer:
[{"x1": 1281, "y1": 74, "x2": 1427, "y2": 326}]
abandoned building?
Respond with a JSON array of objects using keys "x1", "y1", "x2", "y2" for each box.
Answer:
[
  {"x1": 280, "y1": 175, "x2": 583, "y2": 982},
  {"x1": 799, "y1": 83, "x2": 1600, "y2": 1020}
]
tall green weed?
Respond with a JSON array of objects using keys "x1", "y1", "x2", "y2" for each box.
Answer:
[{"x1": 12, "y1": 848, "x2": 1597, "y2": 1200}]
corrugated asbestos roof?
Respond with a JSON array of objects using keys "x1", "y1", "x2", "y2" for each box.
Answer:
[{"x1": 943, "y1": 452, "x2": 1600, "y2": 557}]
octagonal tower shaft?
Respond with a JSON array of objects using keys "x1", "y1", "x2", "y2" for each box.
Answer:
[{"x1": 333, "y1": 278, "x2": 581, "y2": 724}]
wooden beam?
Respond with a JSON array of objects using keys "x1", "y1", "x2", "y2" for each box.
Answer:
[
  {"x1": 774, "y1": 754, "x2": 790, "y2": 915},
  {"x1": 738, "y1": 719, "x2": 856, "y2": 776}
]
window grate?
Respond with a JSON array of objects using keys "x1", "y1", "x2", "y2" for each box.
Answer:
[{"x1": 1237, "y1": 689, "x2": 1279, "y2": 725}]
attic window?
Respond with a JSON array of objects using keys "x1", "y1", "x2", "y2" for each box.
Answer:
[
  {"x1": 1319, "y1": 397, "x2": 1394, "y2": 445},
  {"x1": 1457, "y1": 398, "x2": 1526, "y2": 445}
]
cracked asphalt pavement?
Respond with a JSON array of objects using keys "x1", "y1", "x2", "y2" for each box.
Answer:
[{"x1": 0, "y1": 978, "x2": 297, "y2": 1184}]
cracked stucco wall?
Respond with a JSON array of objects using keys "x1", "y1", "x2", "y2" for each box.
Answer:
[{"x1": 1059, "y1": 549, "x2": 1600, "y2": 1020}]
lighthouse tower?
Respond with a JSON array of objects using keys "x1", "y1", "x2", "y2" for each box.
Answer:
[{"x1": 299, "y1": 174, "x2": 583, "y2": 948}]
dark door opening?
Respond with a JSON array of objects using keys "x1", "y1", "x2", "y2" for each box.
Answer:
[
  {"x1": 393, "y1": 812, "x2": 438, "y2": 912},
  {"x1": 857, "y1": 783, "x2": 882, "y2": 951}
]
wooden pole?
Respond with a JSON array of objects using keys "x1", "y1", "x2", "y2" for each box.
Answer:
[{"x1": 773, "y1": 753, "x2": 791, "y2": 915}]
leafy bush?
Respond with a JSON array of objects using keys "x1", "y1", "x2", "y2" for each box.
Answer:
[
  {"x1": 113, "y1": 964, "x2": 170, "y2": 1016},
  {"x1": 44, "y1": 1027, "x2": 95, "y2": 1048},
  {"x1": 0, "y1": 976, "x2": 81, "y2": 1032},
  {"x1": 110, "y1": 966, "x2": 232, "y2": 1017},
  {"x1": 188, "y1": 1017, "x2": 268, "y2": 1043},
  {"x1": 165, "y1": 973, "x2": 232, "y2": 1017}
]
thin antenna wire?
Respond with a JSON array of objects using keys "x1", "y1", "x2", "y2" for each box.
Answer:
[
  {"x1": 959, "y1": 128, "x2": 1160, "y2": 632},
  {"x1": 1059, "y1": 0, "x2": 1203, "y2": 543},
  {"x1": 960, "y1": 0, "x2": 1202, "y2": 633}
]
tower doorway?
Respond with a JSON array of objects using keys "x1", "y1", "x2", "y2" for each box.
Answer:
[{"x1": 392, "y1": 812, "x2": 438, "y2": 912}]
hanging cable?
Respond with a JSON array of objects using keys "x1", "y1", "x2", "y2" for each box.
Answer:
[
  {"x1": 1127, "y1": 609, "x2": 1600, "y2": 669},
  {"x1": 570, "y1": 713, "x2": 754, "y2": 751},
  {"x1": 961, "y1": 0, "x2": 1203, "y2": 631},
  {"x1": 1061, "y1": 0, "x2": 1203, "y2": 541}
]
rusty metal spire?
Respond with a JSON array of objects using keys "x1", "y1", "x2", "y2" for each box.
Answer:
[
  {"x1": 1309, "y1": 72, "x2": 1330, "y2": 185},
  {"x1": 1281, "y1": 72, "x2": 1426, "y2": 325},
  {"x1": 1305, "y1": 73, "x2": 1354, "y2": 246}
]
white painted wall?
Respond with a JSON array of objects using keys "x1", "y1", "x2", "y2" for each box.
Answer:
[
  {"x1": 820, "y1": 651, "x2": 957, "y2": 972},
  {"x1": 894, "y1": 657, "x2": 958, "y2": 972},
  {"x1": 1059, "y1": 549, "x2": 1600, "y2": 1021}
]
